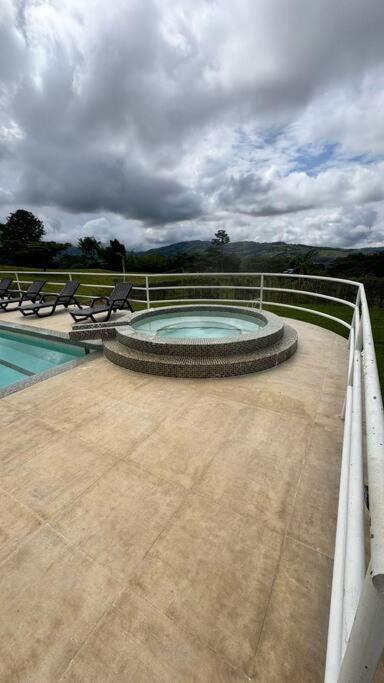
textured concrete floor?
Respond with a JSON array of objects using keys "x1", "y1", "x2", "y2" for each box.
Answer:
[{"x1": 0, "y1": 313, "x2": 348, "y2": 681}]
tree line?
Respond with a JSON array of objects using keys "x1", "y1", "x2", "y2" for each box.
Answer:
[
  {"x1": 0, "y1": 211, "x2": 236, "y2": 272},
  {"x1": 1, "y1": 210, "x2": 383, "y2": 304}
]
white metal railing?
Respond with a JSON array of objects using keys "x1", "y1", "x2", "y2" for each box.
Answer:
[{"x1": 1, "y1": 268, "x2": 384, "y2": 679}]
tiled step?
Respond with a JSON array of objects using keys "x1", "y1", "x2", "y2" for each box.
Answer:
[
  {"x1": 103, "y1": 325, "x2": 298, "y2": 378},
  {"x1": 116, "y1": 321, "x2": 284, "y2": 357}
]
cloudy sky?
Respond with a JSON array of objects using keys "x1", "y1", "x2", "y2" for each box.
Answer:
[{"x1": 1, "y1": 0, "x2": 384, "y2": 250}]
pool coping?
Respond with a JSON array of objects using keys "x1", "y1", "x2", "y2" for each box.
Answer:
[{"x1": 0, "y1": 320, "x2": 102, "y2": 399}]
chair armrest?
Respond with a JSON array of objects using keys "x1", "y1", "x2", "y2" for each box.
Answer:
[
  {"x1": 111, "y1": 298, "x2": 127, "y2": 309},
  {"x1": 22, "y1": 292, "x2": 44, "y2": 303},
  {"x1": 91, "y1": 296, "x2": 109, "y2": 307},
  {"x1": 40, "y1": 294, "x2": 57, "y2": 303}
]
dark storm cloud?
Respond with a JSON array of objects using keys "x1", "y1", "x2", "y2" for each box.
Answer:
[
  {"x1": 1, "y1": 0, "x2": 207, "y2": 222},
  {"x1": 19, "y1": 147, "x2": 203, "y2": 223},
  {"x1": 1, "y1": 0, "x2": 384, "y2": 247}
]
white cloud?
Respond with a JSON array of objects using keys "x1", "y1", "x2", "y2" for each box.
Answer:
[{"x1": 0, "y1": 0, "x2": 384, "y2": 249}]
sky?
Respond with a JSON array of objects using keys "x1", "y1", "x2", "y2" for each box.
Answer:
[{"x1": 1, "y1": 0, "x2": 384, "y2": 251}]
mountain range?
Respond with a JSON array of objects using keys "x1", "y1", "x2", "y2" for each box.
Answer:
[{"x1": 137, "y1": 240, "x2": 382, "y2": 262}]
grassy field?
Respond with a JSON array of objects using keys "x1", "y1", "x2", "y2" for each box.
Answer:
[
  {"x1": 263, "y1": 302, "x2": 384, "y2": 391},
  {"x1": 1, "y1": 265, "x2": 383, "y2": 391}
]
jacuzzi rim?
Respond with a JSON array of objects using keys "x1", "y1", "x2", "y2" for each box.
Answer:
[{"x1": 120, "y1": 304, "x2": 284, "y2": 349}]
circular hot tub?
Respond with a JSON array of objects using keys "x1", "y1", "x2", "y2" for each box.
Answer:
[
  {"x1": 103, "y1": 305, "x2": 298, "y2": 378},
  {"x1": 132, "y1": 307, "x2": 268, "y2": 340}
]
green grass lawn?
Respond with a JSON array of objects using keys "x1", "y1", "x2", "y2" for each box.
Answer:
[{"x1": 264, "y1": 302, "x2": 384, "y2": 392}]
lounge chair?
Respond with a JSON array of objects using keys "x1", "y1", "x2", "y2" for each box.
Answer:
[
  {"x1": 0, "y1": 278, "x2": 13, "y2": 299},
  {"x1": 19, "y1": 280, "x2": 80, "y2": 317},
  {"x1": 69, "y1": 282, "x2": 133, "y2": 323},
  {"x1": 0, "y1": 280, "x2": 46, "y2": 311}
]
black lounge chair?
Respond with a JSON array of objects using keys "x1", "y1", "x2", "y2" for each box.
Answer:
[
  {"x1": 0, "y1": 278, "x2": 13, "y2": 299},
  {"x1": 69, "y1": 282, "x2": 133, "y2": 323},
  {"x1": 0, "y1": 280, "x2": 46, "y2": 311},
  {"x1": 19, "y1": 280, "x2": 80, "y2": 317}
]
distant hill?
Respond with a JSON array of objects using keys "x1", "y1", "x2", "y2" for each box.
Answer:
[
  {"x1": 137, "y1": 240, "x2": 383, "y2": 263},
  {"x1": 137, "y1": 240, "x2": 210, "y2": 257}
]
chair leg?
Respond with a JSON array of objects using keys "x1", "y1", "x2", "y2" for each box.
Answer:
[
  {"x1": 70, "y1": 313, "x2": 88, "y2": 323},
  {"x1": 90, "y1": 310, "x2": 111, "y2": 323},
  {"x1": 35, "y1": 304, "x2": 56, "y2": 318}
]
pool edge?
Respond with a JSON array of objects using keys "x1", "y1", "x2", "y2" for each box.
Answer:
[{"x1": 0, "y1": 320, "x2": 102, "y2": 399}]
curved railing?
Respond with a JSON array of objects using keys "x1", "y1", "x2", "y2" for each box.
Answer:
[{"x1": 2, "y1": 268, "x2": 384, "y2": 681}]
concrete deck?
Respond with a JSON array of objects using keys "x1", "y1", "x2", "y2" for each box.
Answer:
[{"x1": 0, "y1": 309, "x2": 348, "y2": 681}]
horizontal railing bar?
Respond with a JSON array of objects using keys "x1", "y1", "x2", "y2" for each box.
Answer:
[
  {"x1": 147, "y1": 297, "x2": 352, "y2": 330},
  {"x1": 19, "y1": 289, "x2": 147, "y2": 303},
  {"x1": 360, "y1": 286, "x2": 384, "y2": 590},
  {"x1": 262, "y1": 287, "x2": 356, "y2": 308},
  {"x1": 148, "y1": 285, "x2": 261, "y2": 291},
  {"x1": 148, "y1": 298, "x2": 259, "y2": 305},
  {"x1": 343, "y1": 346, "x2": 365, "y2": 650},
  {"x1": 15, "y1": 279, "x2": 145, "y2": 293},
  {"x1": 0, "y1": 269, "x2": 362, "y2": 288},
  {"x1": 325, "y1": 326, "x2": 355, "y2": 682},
  {"x1": 337, "y1": 565, "x2": 384, "y2": 682},
  {"x1": 149, "y1": 285, "x2": 355, "y2": 308},
  {"x1": 11, "y1": 278, "x2": 356, "y2": 310},
  {"x1": 147, "y1": 285, "x2": 354, "y2": 307},
  {"x1": 145, "y1": 272, "x2": 361, "y2": 287},
  {"x1": 0, "y1": 270, "x2": 147, "y2": 278},
  {"x1": 260, "y1": 301, "x2": 352, "y2": 329}
]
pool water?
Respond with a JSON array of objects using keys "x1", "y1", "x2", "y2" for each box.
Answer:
[
  {"x1": 0, "y1": 330, "x2": 86, "y2": 389},
  {"x1": 132, "y1": 310, "x2": 266, "y2": 339}
]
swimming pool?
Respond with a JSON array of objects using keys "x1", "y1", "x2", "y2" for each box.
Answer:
[{"x1": 0, "y1": 329, "x2": 87, "y2": 389}]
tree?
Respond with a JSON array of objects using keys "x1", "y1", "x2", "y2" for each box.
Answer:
[
  {"x1": 292, "y1": 248, "x2": 319, "y2": 275},
  {"x1": 211, "y1": 229, "x2": 230, "y2": 271},
  {"x1": 78, "y1": 236, "x2": 102, "y2": 266},
  {"x1": 0, "y1": 209, "x2": 48, "y2": 266},
  {"x1": 0, "y1": 210, "x2": 45, "y2": 244},
  {"x1": 23, "y1": 241, "x2": 71, "y2": 268},
  {"x1": 102, "y1": 239, "x2": 126, "y2": 272}
]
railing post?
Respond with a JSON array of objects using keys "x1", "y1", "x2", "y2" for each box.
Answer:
[
  {"x1": 68, "y1": 272, "x2": 72, "y2": 280},
  {"x1": 145, "y1": 276, "x2": 150, "y2": 309},
  {"x1": 14, "y1": 272, "x2": 22, "y2": 296},
  {"x1": 259, "y1": 274, "x2": 264, "y2": 310},
  {"x1": 338, "y1": 566, "x2": 384, "y2": 682}
]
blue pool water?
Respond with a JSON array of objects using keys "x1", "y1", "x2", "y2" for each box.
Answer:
[
  {"x1": 0, "y1": 329, "x2": 86, "y2": 389},
  {"x1": 132, "y1": 310, "x2": 266, "y2": 339}
]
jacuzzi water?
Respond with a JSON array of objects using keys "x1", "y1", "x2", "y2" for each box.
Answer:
[{"x1": 132, "y1": 309, "x2": 266, "y2": 339}]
